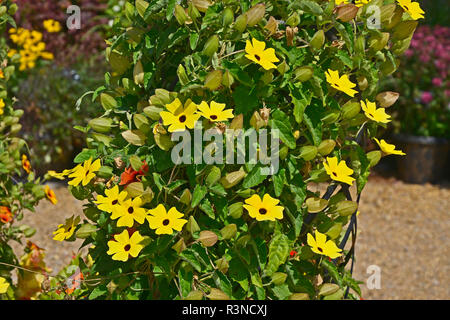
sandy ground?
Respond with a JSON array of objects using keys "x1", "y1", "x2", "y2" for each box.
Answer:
[{"x1": 10, "y1": 176, "x2": 450, "y2": 300}]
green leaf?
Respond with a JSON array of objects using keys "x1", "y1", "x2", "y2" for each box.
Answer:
[
  {"x1": 303, "y1": 104, "x2": 323, "y2": 146},
  {"x1": 222, "y1": 60, "x2": 253, "y2": 87},
  {"x1": 268, "y1": 119, "x2": 296, "y2": 149},
  {"x1": 242, "y1": 165, "x2": 267, "y2": 189},
  {"x1": 190, "y1": 32, "x2": 199, "y2": 50},
  {"x1": 265, "y1": 233, "x2": 290, "y2": 276},
  {"x1": 272, "y1": 168, "x2": 286, "y2": 197},
  {"x1": 232, "y1": 85, "x2": 258, "y2": 115},
  {"x1": 74, "y1": 149, "x2": 97, "y2": 163},
  {"x1": 321, "y1": 259, "x2": 343, "y2": 287},
  {"x1": 191, "y1": 185, "x2": 208, "y2": 208}
]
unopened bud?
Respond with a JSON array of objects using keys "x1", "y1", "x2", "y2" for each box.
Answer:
[
  {"x1": 204, "y1": 70, "x2": 223, "y2": 91},
  {"x1": 203, "y1": 35, "x2": 219, "y2": 57},
  {"x1": 310, "y1": 30, "x2": 325, "y2": 50},
  {"x1": 222, "y1": 8, "x2": 234, "y2": 27},
  {"x1": 293, "y1": 66, "x2": 313, "y2": 82},
  {"x1": 245, "y1": 4, "x2": 265, "y2": 27},
  {"x1": 234, "y1": 14, "x2": 247, "y2": 33}
]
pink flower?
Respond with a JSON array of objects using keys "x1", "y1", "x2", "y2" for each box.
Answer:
[
  {"x1": 421, "y1": 92, "x2": 433, "y2": 104},
  {"x1": 432, "y1": 78, "x2": 443, "y2": 87},
  {"x1": 404, "y1": 49, "x2": 414, "y2": 58},
  {"x1": 419, "y1": 55, "x2": 430, "y2": 63}
]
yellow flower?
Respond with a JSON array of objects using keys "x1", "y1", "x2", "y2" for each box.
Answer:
[
  {"x1": 68, "y1": 158, "x2": 101, "y2": 186},
  {"x1": 323, "y1": 156, "x2": 355, "y2": 185},
  {"x1": 94, "y1": 185, "x2": 128, "y2": 217},
  {"x1": 245, "y1": 38, "x2": 279, "y2": 70},
  {"x1": 0, "y1": 98, "x2": 5, "y2": 115},
  {"x1": 0, "y1": 277, "x2": 10, "y2": 294},
  {"x1": 22, "y1": 154, "x2": 32, "y2": 174},
  {"x1": 160, "y1": 98, "x2": 200, "y2": 132},
  {"x1": 45, "y1": 185, "x2": 58, "y2": 205},
  {"x1": 196, "y1": 101, "x2": 234, "y2": 122},
  {"x1": 397, "y1": 0, "x2": 425, "y2": 20},
  {"x1": 325, "y1": 69, "x2": 358, "y2": 97},
  {"x1": 374, "y1": 138, "x2": 405, "y2": 156},
  {"x1": 107, "y1": 230, "x2": 144, "y2": 262},
  {"x1": 243, "y1": 194, "x2": 284, "y2": 221},
  {"x1": 335, "y1": 0, "x2": 349, "y2": 4},
  {"x1": 47, "y1": 168, "x2": 74, "y2": 180},
  {"x1": 7, "y1": 49, "x2": 17, "y2": 58},
  {"x1": 360, "y1": 99, "x2": 391, "y2": 123},
  {"x1": 112, "y1": 197, "x2": 147, "y2": 228},
  {"x1": 355, "y1": 0, "x2": 369, "y2": 7},
  {"x1": 43, "y1": 19, "x2": 62, "y2": 33},
  {"x1": 53, "y1": 216, "x2": 80, "y2": 241},
  {"x1": 0, "y1": 70, "x2": 4, "y2": 79},
  {"x1": 40, "y1": 51, "x2": 54, "y2": 60},
  {"x1": 307, "y1": 230, "x2": 342, "y2": 259},
  {"x1": 146, "y1": 204, "x2": 187, "y2": 235}
]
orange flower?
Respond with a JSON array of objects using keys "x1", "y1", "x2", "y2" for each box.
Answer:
[
  {"x1": 22, "y1": 154, "x2": 32, "y2": 174},
  {"x1": 44, "y1": 185, "x2": 58, "y2": 205},
  {"x1": 65, "y1": 270, "x2": 84, "y2": 294},
  {"x1": 0, "y1": 206, "x2": 13, "y2": 223},
  {"x1": 119, "y1": 161, "x2": 149, "y2": 187}
]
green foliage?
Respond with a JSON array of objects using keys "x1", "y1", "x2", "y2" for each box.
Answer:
[{"x1": 54, "y1": 0, "x2": 418, "y2": 300}]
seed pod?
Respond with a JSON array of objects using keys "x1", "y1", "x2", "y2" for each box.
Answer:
[
  {"x1": 250, "y1": 111, "x2": 266, "y2": 130},
  {"x1": 335, "y1": 4, "x2": 359, "y2": 22},
  {"x1": 154, "y1": 89, "x2": 172, "y2": 106},
  {"x1": 198, "y1": 231, "x2": 218, "y2": 247},
  {"x1": 299, "y1": 146, "x2": 318, "y2": 161},
  {"x1": 323, "y1": 289, "x2": 344, "y2": 300},
  {"x1": 376, "y1": 91, "x2": 399, "y2": 108},
  {"x1": 220, "y1": 170, "x2": 246, "y2": 189},
  {"x1": 154, "y1": 130, "x2": 174, "y2": 151},
  {"x1": 277, "y1": 60, "x2": 290, "y2": 75},
  {"x1": 286, "y1": 12, "x2": 300, "y2": 27},
  {"x1": 234, "y1": 14, "x2": 247, "y2": 33},
  {"x1": 172, "y1": 238, "x2": 186, "y2": 254},
  {"x1": 341, "y1": 101, "x2": 361, "y2": 120},
  {"x1": 220, "y1": 224, "x2": 237, "y2": 240},
  {"x1": 215, "y1": 257, "x2": 229, "y2": 273},
  {"x1": 109, "y1": 51, "x2": 131, "y2": 75},
  {"x1": 310, "y1": 30, "x2": 325, "y2": 50},
  {"x1": 207, "y1": 288, "x2": 230, "y2": 300},
  {"x1": 143, "y1": 106, "x2": 163, "y2": 120},
  {"x1": 76, "y1": 224, "x2": 98, "y2": 239},
  {"x1": 191, "y1": 0, "x2": 212, "y2": 13},
  {"x1": 8, "y1": 3, "x2": 18, "y2": 15},
  {"x1": 229, "y1": 114, "x2": 243, "y2": 130},
  {"x1": 186, "y1": 216, "x2": 200, "y2": 234},
  {"x1": 222, "y1": 7, "x2": 234, "y2": 27},
  {"x1": 264, "y1": 16, "x2": 278, "y2": 35},
  {"x1": 89, "y1": 118, "x2": 113, "y2": 133},
  {"x1": 368, "y1": 33, "x2": 390, "y2": 52},
  {"x1": 228, "y1": 202, "x2": 243, "y2": 219},
  {"x1": 245, "y1": 4, "x2": 265, "y2": 27},
  {"x1": 289, "y1": 293, "x2": 310, "y2": 300},
  {"x1": 321, "y1": 111, "x2": 340, "y2": 124},
  {"x1": 204, "y1": 70, "x2": 223, "y2": 91},
  {"x1": 293, "y1": 66, "x2": 314, "y2": 82},
  {"x1": 184, "y1": 291, "x2": 203, "y2": 300},
  {"x1": 100, "y1": 93, "x2": 118, "y2": 110},
  {"x1": 279, "y1": 145, "x2": 289, "y2": 160},
  {"x1": 319, "y1": 283, "x2": 340, "y2": 296},
  {"x1": 203, "y1": 35, "x2": 219, "y2": 57},
  {"x1": 326, "y1": 222, "x2": 342, "y2": 239},
  {"x1": 332, "y1": 200, "x2": 358, "y2": 216},
  {"x1": 174, "y1": 4, "x2": 189, "y2": 25},
  {"x1": 187, "y1": 1, "x2": 201, "y2": 19},
  {"x1": 318, "y1": 140, "x2": 336, "y2": 156}
]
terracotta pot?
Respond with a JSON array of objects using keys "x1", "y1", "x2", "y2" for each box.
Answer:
[{"x1": 393, "y1": 134, "x2": 450, "y2": 184}]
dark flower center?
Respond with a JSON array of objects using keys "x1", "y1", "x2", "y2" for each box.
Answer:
[
  {"x1": 332, "y1": 172, "x2": 337, "y2": 177},
  {"x1": 128, "y1": 207, "x2": 134, "y2": 214},
  {"x1": 162, "y1": 219, "x2": 170, "y2": 226},
  {"x1": 179, "y1": 115, "x2": 187, "y2": 123},
  {"x1": 317, "y1": 247, "x2": 323, "y2": 253},
  {"x1": 67, "y1": 226, "x2": 72, "y2": 232},
  {"x1": 112, "y1": 199, "x2": 118, "y2": 205},
  {"x1": 210, "y1": 115, "x2": 217, "y2": 120},
  {"x1": 124, "y1": 244, "x2": 131, "y2": 252},
  {"x1": 254, "y1": 54, "x2": 261, "y2": 61},
  {"x1": 259, "y1": 208, "x2": 267, "y2": 215}
]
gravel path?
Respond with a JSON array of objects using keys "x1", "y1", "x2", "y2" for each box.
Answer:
[{"x1": 11, "y1": 176, "x2": 450, "y2": 299}]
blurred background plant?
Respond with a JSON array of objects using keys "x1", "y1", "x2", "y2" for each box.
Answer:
[
  {"x1": 383, "y1": 24, "x2": 450, "y2": 138},
  {"x1": 6, "y1": 0, "x2": 112, "y2": 174}
]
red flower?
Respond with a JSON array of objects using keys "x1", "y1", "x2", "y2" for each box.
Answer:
[
  {"x1": 289, "y1": 250, "x2": 297, "y2": 258},
  {"x1": 0, "y1": 206, "x2": 13, "y2": 223},
  {"x1": 119, "y1": 161, "x2": 149, "y2": 187}
]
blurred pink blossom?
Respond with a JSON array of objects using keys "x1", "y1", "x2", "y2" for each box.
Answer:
[
  {"x1": 421, "y1": 92, "x2": 433, "y2": 104},
  {"x1": 432, "y1": 78, "x2": 443, "y2": 87}
]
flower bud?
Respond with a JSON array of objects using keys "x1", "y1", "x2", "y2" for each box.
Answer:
[
  {"x1": 368, "y1": 32, "x2": 390, "y2": 52},
  {"x1": 204, "y1": 69, "x2": 223, "y2": 91},
  {"x1": 279, "y1": 145, "x2": 289, "y2": 160},
  {"x1": 355, "y1": 35, "x2": 365, "y2": 54},
  {"x1": 89, "y1": 118, "x2": 113, "y2": 133},
  {"x1": 207, "y1": 288, "x2": 230, "y2": 300},
  {"x1": 326, "y1": 223, "x2": 342, "y2": 240},
  {"x1": 331, "y1": 200, "x2": 358, "y2": 216},
  {"x1": 220, "y1": 170, "x2": 246, "y2": 189},
  {"x1": 234, "y1": 14, "x2": 247, "y2": 33},
  {"x1": 8, "y1": 4, "x2": 18, "y2": 15},
  {"x1": 222, "y1": 7, "x2": 234, "y2": 27},
  {"x1": 321, "y1": 111, "x2": 340, "y2": 124},
  {"x1": 100, "y1": 93, "x2": 118, "y2": 110},
  {"x1": 310, "y1": 30, "x2": 325, "y2": 50},
  {"x1": 286, "y1": 12, "x2": 300, "y2": 27},
  {"x1": 220, "y1": 224, "x2": 237, "y2": 240},
  {"x1": 318, "y1": 139, "x2": 336, "y2": 156},
  {"x1": 293, "y1": 66, "x2": 314, "y2": 83},
  {"x1": 172, "y1": 238, "x2": 186, "y2": 254},
  {"x1": 222, "y1": 70, "x2": 234, "y2": 88},
  {"x1": 245, "y1": 4, "x2": 265, "y2": 27},
  {"x1": 174, "y1": 4, "x2": 189, "y2": 25},
  {"x1": 177, "y1": 64, "x2": 189, "y2": 86},
  {"x1": 184, "y1": 290, "x2": 203, "y2": 300},
  {"x1": 133, "y1": 61, "x2": 144, "y2": 85},
  {"x1": 299, "y1": 146, "x2": 318, "y2": 161},
  {"x1": 341, "y1": 101, "x2": 361, "y2": 120},
  {"x1": 228, "y1": 202, "x2": 244, "y2": 219},
  {"x1": 179, "y1": 188, "x2": 192, "y2": 205},
  {"x1": 186, "y1": 216, "x2": 200, "y2": 234},
  {"x1": 202, "y1": 35, "x2": 219, "y2": 57},
  {"x1": 215, "y1": 257, "x2": 229, "y2": 273},
  {"x1": 277, "y1": 60, "x2": 290, "y2": 75},
  {"x1": 357, "y1": 75, "x2": 368, "y2": 91}
]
